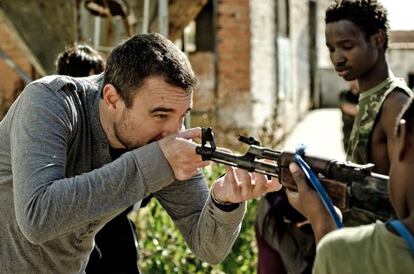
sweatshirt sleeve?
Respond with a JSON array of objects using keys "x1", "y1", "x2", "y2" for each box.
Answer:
[
  {"x1": 154, "y1": 174, "x2": 246, "y2": 264},
  {"x1": 10, "y1": 84, "x2": 175, "y2": 244}
]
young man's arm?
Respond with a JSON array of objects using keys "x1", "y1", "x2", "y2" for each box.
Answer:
[{"x1": 373, "y1": 90, "x2": 411, "y2": 173}]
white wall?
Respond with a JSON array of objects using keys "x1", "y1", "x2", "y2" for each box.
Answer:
[
  {"x1": 388, "y1": 48, "x2": 414, "y2": 88},
  {"x1": 250, "y1": 0, "x2": 277, "y2": 128}
]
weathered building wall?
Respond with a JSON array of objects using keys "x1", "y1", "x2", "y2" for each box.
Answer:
[
  {"x1": 0, "y1": 0, "x2": 210, "y2": 120},
  {"x1": 317, "y1": 0, "x2": 333, "y2": 69},
  {"x1": 215, "y1": 0, "x2": 252, "y2": 134},
  {"x1": 0, "y1": 22, "x2": 34, "y2": 118},
  {"x1": 282, "y1": 0, "x2": 312, "y2": 134},
  {"x1": 189, "y1": 51, "x2": 215, "y2": 124},
  {"x1": 0, "y1": 0, "x2": 73, "y2": 74},
  {"x1": 273, "y1": 0, "x2": 329, "y2": 142},
  {"x1": 0, "y1": 0, "x2": 207, "y2": 73},
  {"x1": 214, "y1": 0, "x2": 318, "y2": 143},
  {"x1": 187, "y1": 1, "x2": 216, "y2": 129},
  {"x1": 387, "y1": 47, "x2": 414, "y2": 88},
  {"x1": 190, "y1": 0, "x2": 331, "y2": 147},
  {"x1": 316, "y1": 0, "x2": 349, "y2": 108},
  {"x1": 249, "y1": 0, "x2": 277, "y2": 134}
]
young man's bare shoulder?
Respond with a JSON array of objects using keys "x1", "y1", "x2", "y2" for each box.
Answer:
[{"x1": 380, "y1": 89, "x2": 411, "y2": 131}]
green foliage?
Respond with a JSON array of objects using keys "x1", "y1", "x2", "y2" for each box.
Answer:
[{"x1": 131, "y1": 164, "x2": 258, "y2": 274}]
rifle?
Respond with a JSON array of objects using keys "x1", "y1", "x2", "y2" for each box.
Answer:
[{"x1": 196, "y1": 127, "x2": 394, "y2": 220}]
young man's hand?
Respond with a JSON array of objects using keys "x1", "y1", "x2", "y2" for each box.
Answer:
[{"x1": 286, "y1": 162, "x2": 339, "y2": 243}]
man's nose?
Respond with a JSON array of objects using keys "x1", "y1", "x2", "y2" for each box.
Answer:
[
  {"x1": 162, "y1": 121, "x2": 182, "y2": 137},
  {"x1": 332, "y1": 50, "x2": 346, "y2": 66}
]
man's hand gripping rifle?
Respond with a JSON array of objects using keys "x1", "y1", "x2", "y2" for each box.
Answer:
[{"x1": 196, "y1": 127, "x2": 394, "y2": 220}]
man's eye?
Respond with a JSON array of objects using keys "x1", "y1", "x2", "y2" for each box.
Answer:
[
  {"x1": 343, "y1": 44, "x2": 354, "y2": 50},
  {"x1": 155, "y1": 114, "x2": 168, "y2": 119}
]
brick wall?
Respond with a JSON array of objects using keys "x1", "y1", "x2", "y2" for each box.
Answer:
[
  {"x1": 192, "y1": 0, "x2": 332, "y2": 147},
  {"x1": 0, "y1": 22, "x2": 34, "y2": 119},
  {"x1": 216, "y1": 0, "x2": 252, "y2": 131},
  {"x1": 188, "y1": 51, "x2": 216, "y2": 127}
]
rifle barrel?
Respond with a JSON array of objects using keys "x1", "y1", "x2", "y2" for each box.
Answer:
[{"x1": 196, "y1": 146, "x2": 280, "y2": 177}]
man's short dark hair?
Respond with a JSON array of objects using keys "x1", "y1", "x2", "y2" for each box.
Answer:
[
  {"x1": 103, "y1": 33, "x2": 197, "y2": 108},
  {"x1": 325, "y1": 0, "x2": 390, "y2": 49}
]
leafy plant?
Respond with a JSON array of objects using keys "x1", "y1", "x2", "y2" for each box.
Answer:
[{"x1": 131, "y1": 163, "x2": 259, "y2": 274}]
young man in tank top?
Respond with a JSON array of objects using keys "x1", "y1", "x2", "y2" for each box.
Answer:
[
  {"x1": 286, "y1": 97, "x2": 414, "y2": 274},
  {"x1": 325, "y1": 1, "x2": 413, "y2": 174},
  {"x1": 255, "y1": 1, "x2": 413, "y2": 273},
  {"x1": 325, "y1": 0, "x2": 412, "y2": 226}
]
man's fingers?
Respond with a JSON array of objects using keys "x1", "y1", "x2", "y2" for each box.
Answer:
[
  {"x1": 233, "y1": 169, "x2": 252, "y2": 198},
  {"x1": 176, "y1": 127, "x2": 202, "y2": 140},
  {"x1": 266, "y1": 177, "x2": 283, "y2": 192},
  {"x1": 158, "y1": 129, "x2": 210, "y2": 181},
  {"x1": 253, "y1": 173, "x2": 282, "y2": 193},
  {"x1": 234, "y1": 168, "x2": 252, "y2": 184},
  {"x1": 223, "y1": 165, "x2": 236, "y2": 183}
]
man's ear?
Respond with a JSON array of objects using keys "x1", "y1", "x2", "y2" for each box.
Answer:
[
  {"x1": 102, "y1": 84, "x2": 122, "y2": 110},
  {"x1": 372, "y1": 30, "x2": 386, "y2": 49}
]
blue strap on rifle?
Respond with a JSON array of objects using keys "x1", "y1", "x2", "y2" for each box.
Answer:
[
  {"x1": 387, "y1": 220, "x2": 414, "y2": 256},
  {"x1": 294, "y1": 144, "x2": 344, "y2": 229}
]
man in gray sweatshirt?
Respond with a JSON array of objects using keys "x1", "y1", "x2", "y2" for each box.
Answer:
[{"x1": 0, "y1": 33, "x2": 279, "y2": 273}]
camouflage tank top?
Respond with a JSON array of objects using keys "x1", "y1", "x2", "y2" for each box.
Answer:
[{"x1": 346, "y1": 76, "x2": 413, "y2": 164}]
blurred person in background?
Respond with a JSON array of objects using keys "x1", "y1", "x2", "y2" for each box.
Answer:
[{"x1": 56, "y1": 43, "x2": 105, "y2": 77}]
